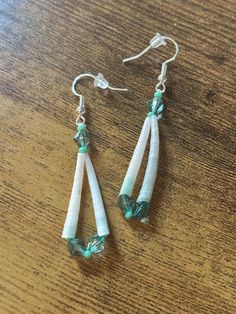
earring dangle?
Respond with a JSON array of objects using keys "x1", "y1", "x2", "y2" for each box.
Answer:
[
  {"x1": 117, "y1": 33, "x2": 179, "y2": 222},
  {"x1": 62, "y1": 73, "x2": 128, "y2": 258}
]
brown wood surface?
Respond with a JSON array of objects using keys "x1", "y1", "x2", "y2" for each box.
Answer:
[{"x1": 0, "y1": 0, "x2": 236, "y2": 313}]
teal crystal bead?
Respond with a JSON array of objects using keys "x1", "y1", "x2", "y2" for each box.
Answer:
[
  {"x1": 133, "y1": 201, "x2": 150, "y2": 222},
  {"x1": 117, "y1": 194, "x2": 135, "y2": 220},
  {"x1": 67, "y1": 235, "x2": 105, "y2": 258},
  {"x1": 73, "y1": 124, "x2": 90, "y2": 147},
  {"x1": 147, "y1": 92, "x2": 165, "y2": 118},
  {"x1": 117, "y1": 196, "x2": 150, "y2": 222}
]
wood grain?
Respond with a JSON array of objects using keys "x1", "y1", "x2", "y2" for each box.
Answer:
[{"x1": 0, "y1": 0, "x2": 236, "y2": 313}]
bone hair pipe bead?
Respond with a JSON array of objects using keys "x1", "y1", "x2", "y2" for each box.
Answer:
[
  {"x1": 119, "y1": 117, "x2": 151, "y2": 196},
  {"x1": 62, "y1": 153, "x2": 85, "y2": 239},
  {"x1": 137, "y1": 116, "x2": 159, "y2": 203},
  {"x1": 85, "y1": 154, "x2": 109, "y2": 237}
]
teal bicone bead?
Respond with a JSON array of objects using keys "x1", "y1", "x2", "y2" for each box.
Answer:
[
  {"x1": 147, "y1": 91, "x2": 165, "y2": 119},
  {"x1": 74, "y1": 124, "x2": 90, "y2": 147},
  {"x1": 117, "y1": 194, "x2": 135, "y2": 220},
  {"x1": 134, "y1": 201, "x2": 150, "y2": 221},
  {"x1": 117, "y1": 194, "x2": 151, "y2": 222},
  {"x1": 77, "y1": 123, "x2": 87, "y2": 131},
  {"x1": 67, "y1": 235, "x2": 105, "y2": 258}
]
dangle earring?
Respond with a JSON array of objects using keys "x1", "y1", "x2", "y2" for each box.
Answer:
[
  {"x1": 62, "y1": 72, "x2": 128, "y2": 258},
  {"x1": 117, "y1": 33, "x2": 179, "y2": 222}
]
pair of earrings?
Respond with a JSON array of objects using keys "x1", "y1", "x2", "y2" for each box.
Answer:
[{"x1": 62, "y1": 33, "x2": 179, "y2": 258}]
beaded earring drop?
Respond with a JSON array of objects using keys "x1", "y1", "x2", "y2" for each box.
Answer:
[
  {"x1": 117, "y1": 33, "x2": 179, "y2": 222},
  {"x1": 62, "y1": 73, "x2": 128, "y2": 258}
]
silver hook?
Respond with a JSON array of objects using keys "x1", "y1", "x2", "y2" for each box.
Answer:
[
  {"x1": 123, "y1": 33, "x2": 179, "y2": 92},
  {"x1": 72, "y1": 73, "x2": 128, "y2": 124}
]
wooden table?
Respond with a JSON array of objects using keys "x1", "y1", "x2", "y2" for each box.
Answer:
[{"x1": 0, "y1": 1, "x2": 235, "y2": 313}]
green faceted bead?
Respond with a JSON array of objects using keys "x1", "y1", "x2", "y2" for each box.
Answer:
[
  {"x1": 147, "y1": 89, "x2": 164, "y2": 118},
  {"x1": 74, "y1": 127, "x2": 90, "y2": 147},
  {"x1": 133, "y1": 201, "x2": 150, "y2": 221},
  {"x1": 117, "y1": 194, "x2": 135, "y2": 220},
  {"x1": 67, "y1": 239, "x2": 82, "y2": 256},
  {"x1": 67, "y1": 236, "x2": 105, "y2": 258},
  {"x1": 147, "y1": 98, "x2": 164, "y2": 118},
  {"x1": 77, "y1": 123, "x2": 87, "y2": 131}
]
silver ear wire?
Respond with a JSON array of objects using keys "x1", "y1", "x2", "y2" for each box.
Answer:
[
  {"x1": 123, "y1": 33, "x2": 179, "y2": 92},
  {"x1": 72, "y1": 73, "x2": 128, "y2": 124},
  {"x1": 123, "y1": 33, "x2": 167, "y2": 64}
]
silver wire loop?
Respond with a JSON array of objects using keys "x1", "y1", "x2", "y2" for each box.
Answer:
[
  {"x1": 122, "y1": 33, "x2": 179, "y2": 92},
  {"x1": 72, "y1": 73, "x2": 128, "y2": 124}
]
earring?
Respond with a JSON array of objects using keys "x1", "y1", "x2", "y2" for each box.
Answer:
[
  {"x1": 117, "y1": 33, "x2": 179, "y2": 223},
  {"x1": 62, "y1": 72, "x2": 128, "y2": 258}
]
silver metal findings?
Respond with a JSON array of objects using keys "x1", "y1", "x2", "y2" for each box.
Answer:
[{"x1": 123, "y1": 33, "x2": 179, "y2": 92}]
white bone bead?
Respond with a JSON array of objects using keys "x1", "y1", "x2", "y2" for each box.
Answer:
[
  {"x1": 119, "y1": 117, "x2": 151, "y2": 196},
  {"x1": 137, "y1": 116, "x2": 159, "y2": 202},
  {"x1": 85, "y1": 155, "x2": 109, "y2": 237},
  {"x1": 62, "y1": 153, "x2": 85, "y2": 239}
]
